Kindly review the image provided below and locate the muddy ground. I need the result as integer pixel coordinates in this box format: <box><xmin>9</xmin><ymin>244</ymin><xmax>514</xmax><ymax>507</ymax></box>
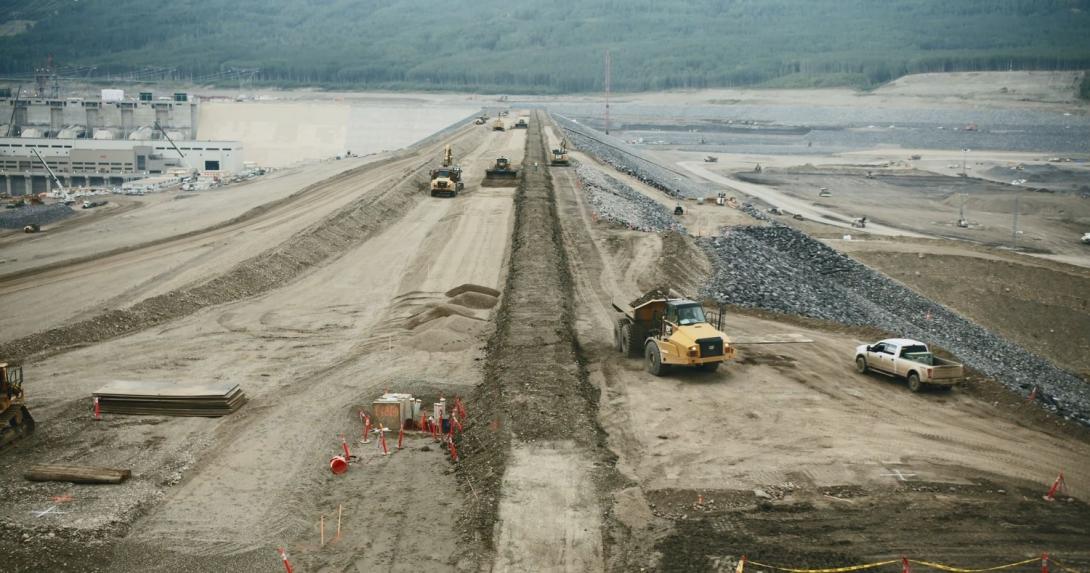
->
<box><xmin>2</xmin><ymin>77</ymin><xmax>1090</xmax><ymax>572</ymax></box>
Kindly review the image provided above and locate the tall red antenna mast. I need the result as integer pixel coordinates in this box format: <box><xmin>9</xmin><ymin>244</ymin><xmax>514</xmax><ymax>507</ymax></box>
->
<box><xmin>604</xmin><ymin>49</ymin><xmax>611</xmax><ymax>135</ymax></box>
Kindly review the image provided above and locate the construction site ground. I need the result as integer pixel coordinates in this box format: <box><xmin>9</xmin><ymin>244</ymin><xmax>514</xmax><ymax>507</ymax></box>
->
<box><xmin>1</xmin><ymin>88</ymin><xmax>1089</xmax><ymax>572</ymax></box>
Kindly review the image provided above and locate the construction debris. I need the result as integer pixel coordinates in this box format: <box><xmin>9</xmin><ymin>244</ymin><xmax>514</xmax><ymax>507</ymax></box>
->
<box><xmin>25</xmin><ymin>464</ymin><xmax>132</xmax><ymax>484</ymax></box>
<box><xmin>92</xmin><ymin>381</ymin><xmax>246</xmax><ymax>417</ymax></box>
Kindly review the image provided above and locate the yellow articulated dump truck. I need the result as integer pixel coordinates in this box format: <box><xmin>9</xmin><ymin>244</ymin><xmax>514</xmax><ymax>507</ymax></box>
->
<box><xmin>613</xmin><ymin>290</ymin><xmax>734</xmax><ymax>375</ymax></box>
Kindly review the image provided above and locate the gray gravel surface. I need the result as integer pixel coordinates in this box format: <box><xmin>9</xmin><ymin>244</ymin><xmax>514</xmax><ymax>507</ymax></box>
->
<box><xmin>556</xmin><ymin>116</ymin><xmax>710</xmax><ymax>199</ymax></box>
<box><xmin>0</xmin><ymin>204</ymin><xmax>76</xmax><ymax>229</ymax></box>
<box><xmin>576</xmin><ymin>165</ymin><xmax>685</xmax><ymax>233</ymax></box>
<box><xmin>700</xmin><ymin>225</ymin><xmax>1090</xmax><ymax>426</ymax></box>
<box><xmin>561</xmin><ymin>115</ymin><xmax>1090</xmax><ymax>427</ymax></box>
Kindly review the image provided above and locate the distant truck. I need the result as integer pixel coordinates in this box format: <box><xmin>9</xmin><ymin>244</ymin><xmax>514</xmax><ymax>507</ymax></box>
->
<box><xmin>82</xmin><ymin>200</ymin><xmax>107</xmax><ymax>209</ymax></box>
<box><xmin>513</xmin><ymin>117</ymin><xmax>529</xmax><ymax>129</ymax></box>
<box><xmin>854</xmin><ymin>338</ymin><xmax>963</xmax><ymax>392</ymax></box>
<box><xmin>1082</xmin><ymin>232</ymin><xmax>1090</xmax><ymax>245</ymax></box>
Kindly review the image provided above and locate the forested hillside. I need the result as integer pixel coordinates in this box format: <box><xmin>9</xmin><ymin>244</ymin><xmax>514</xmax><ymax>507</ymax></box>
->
<box><xmin>2</xmin><ymin>0</ymin><xmax>1089</xmax><ymax>92</ymax></box>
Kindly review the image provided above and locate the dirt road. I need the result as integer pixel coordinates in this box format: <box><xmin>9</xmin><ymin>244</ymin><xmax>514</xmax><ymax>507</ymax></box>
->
<box><xmin>0</xmin><ymin>122</ymin><xmax>524</xmax><ymax>571</ymax></box>
<box><xmin>2</xmin><ymin>105</ymin><xmax>1089</xmax><ymax>573</ymax></box>
<box><xmin>549</xmin><ymin>134</ymin><xmax>1090</xmax><ymax>569</ymax></box>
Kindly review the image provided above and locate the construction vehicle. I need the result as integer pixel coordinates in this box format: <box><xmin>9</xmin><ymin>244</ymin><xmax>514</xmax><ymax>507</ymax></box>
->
<box><xmin>1082</xmin><ymin>232</ymin><xmax>1090</xmax><ymax>245</ymax></box>
<box><xmin>613</xmin><ymin>290</ymin><xmax>735</xmax><ymax>375</ymax></box>
<box><xmin>851</xmin><ymin>217</ymin><xmax>867</xmax><ymax>229</ymax></box>
<box><xmin>550</xmin><ymin>141</ymin><xmax>570</xmax><ymax>166</ymax></box>
<box><xmin>492</xmin><ymin>118</ymin><xmax>506</xmax><ymax>131</ymax></box>
<box><xmin>818</xmin><ymin>188</ymin><xmax>832</xmax><ymax>198</ymax></box>
<box><xmin>484</xmin><ymin>156</ymin><xmax>518</xmax><ymax>182</ymax></box>
<box><xmin>514</xmin><ymin>117</ymin><xmax>529</xmax><ymax>129</ymax></box>
<box><xmin>430</xmin><ymin>145</ymin><xmax>464</xmax><ymax>198</ymax></box>
<box><xmin>704</xmin><ymin>156</ymin><xmax>718</xmax><ymax>163</ymax></box>
<box><xmin>23</xmin><ymin>224</ymin><xmax>40</xmax><ymax>233</ymax></box>
<box><xmin>1</xmin><ymin>362</ymin><xmax>35</xmax><ymax>450</ymax></box>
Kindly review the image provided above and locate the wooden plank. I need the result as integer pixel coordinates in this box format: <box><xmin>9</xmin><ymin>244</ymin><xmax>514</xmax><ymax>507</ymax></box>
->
<box><xmin>25</xmin><ymin>464</ymin><xmax>132</xmax><ymax>484</ymax></box>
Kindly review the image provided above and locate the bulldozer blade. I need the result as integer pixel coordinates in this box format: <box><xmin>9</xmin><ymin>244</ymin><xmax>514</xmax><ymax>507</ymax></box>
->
<box><xmin>0</xmin><ymin>405</ymin><xmax>36</xmax><ymax>450</ymax></box>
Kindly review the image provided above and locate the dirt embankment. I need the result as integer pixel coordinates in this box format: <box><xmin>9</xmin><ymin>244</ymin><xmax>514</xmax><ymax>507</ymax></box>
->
<box><xmin>0</xmin><ymin>129</ymin><xmax>484</xmax><ymax>362</ymax></box>
<box><xmin>458</xmin><ymin>112</ymin><xmax>611</xmax><ymax>570</ymax></box>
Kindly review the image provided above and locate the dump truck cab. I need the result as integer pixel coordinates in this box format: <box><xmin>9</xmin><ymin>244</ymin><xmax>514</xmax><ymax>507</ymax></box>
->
<box><xmin>614</xmin><ymin>293</ymin><xmax>735</xmax><ymax>376</ymax></box>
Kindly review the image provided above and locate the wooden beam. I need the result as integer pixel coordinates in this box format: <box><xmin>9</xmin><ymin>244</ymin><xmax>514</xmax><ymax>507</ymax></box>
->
<box><xmin>25</xmin><ymin>464</ymin><xmax>132</xmax><ymax>484</ymax></box>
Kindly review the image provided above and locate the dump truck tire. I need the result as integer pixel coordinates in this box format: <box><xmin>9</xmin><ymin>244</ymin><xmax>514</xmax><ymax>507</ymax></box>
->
<box><xmin>645</xmin><ymin>342</ymin><xmax>666</xmax><ymax>376</ymax></box>
<box><xmin>621</xmin><ymin>322</ymin><xmax>643</xmax><ymax>358</ymax></box>
<box><xmin>907</xmin><ymin>372</ymin><xmax>922</xmax><ymax>393</ymax></box>
<box><xmin>615</xmin><ymin>318</ymin><xmax>631</xmax><ymax>353</ymax></box>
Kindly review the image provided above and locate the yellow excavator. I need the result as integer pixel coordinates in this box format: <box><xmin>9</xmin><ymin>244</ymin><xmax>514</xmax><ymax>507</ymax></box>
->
<box><xmin>430</xmin><ymin>145</ymin><xmax>464</xmax><ymax>198</ymax></box>
<box><xmin>550</xmin><ymin>140</ymin><xmax>570</xmax><ymax>166</ymax></box>
<box><xmin>1</xmin><ymin>362</ymin><xmax>35</xmax><ymax>450</ymax></box>
<box><xmin>613</xmin><ymin>290</ymin><xmax>735</xmax><ymax>375</ymax></box>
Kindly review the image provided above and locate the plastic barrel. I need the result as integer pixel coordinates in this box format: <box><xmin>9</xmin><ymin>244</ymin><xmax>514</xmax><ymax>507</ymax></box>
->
<box><xmin>329</xmin><ymin>455</ymin><xmax>348</xmax><ymax>475</ymax></box>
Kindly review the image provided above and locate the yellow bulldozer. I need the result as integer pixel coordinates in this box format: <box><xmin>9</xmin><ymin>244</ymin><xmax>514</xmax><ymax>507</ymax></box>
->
<box><xmin>613</xmin><ymin>290</ymin><xmax>735</xmax><ymax>375</ymax></box>
<box><xmin>484</xmin><ymin>156</ymin><xmax>519</xmax><ymax>185</ymax></box>
<box><xmin>491</xmin><ymin>118</ymin><xmax>506</xmax><ymax>131</ymax></box>
<box><xmin>1</xmin><ymin>362</ymin><xmax>35</xmax><ymax>450</ymax></box>
<box><xmin>430</xmin><ymin>145</ymin><xmax>464</xmax><ymax>198</ymax></box>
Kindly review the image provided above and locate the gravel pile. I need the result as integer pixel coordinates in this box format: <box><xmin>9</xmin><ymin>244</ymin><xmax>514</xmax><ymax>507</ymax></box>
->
<box><xmin>556</xmin><ymin>116</ymin><xmax>709</xmax><ymax>199</ymax></box>
<box><xmin>700</xmin><ymin>225</ymin><xmax>1090</xmax><ymax>426</ymax></box>
<box><xmin>0</xmin><ymin>204</ymin><xmax>76</xmax><ymax>229</ymax></box>
<box><xmin>576</xmin><ymin>165</ymin><xmax>685</xmax><ymax>233</ymax></box>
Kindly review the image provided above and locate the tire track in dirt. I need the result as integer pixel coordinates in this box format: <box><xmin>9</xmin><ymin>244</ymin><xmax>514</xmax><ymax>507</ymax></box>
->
<box><xmin>458</xmin><ymin>112</ymin><xmax>609</xmax><ymax>571</ymax></box>
<box><xmin>0</xmin><ymin>127</ymin><xmax>486</xmax><ymax>362</ymax></box>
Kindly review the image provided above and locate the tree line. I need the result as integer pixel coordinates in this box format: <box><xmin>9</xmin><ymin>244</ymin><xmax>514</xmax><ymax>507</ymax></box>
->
<box><xmin>1</xmin><ymin>0</ymin><xmax>1089</xmax><ymax>93</ymax></box>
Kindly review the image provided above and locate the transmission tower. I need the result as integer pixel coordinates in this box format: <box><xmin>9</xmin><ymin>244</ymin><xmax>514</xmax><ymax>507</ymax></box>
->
<box><xmin>604</xmin><ymin>49</ymin><xmax>611</xmax><ymax>135</ymax></box>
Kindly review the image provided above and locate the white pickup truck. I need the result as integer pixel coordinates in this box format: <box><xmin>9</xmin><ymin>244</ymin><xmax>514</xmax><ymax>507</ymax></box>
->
<box><xmin>854</xmin><ymin>338</ymin><xmax>963</xmax><ymax>392</ymax></box>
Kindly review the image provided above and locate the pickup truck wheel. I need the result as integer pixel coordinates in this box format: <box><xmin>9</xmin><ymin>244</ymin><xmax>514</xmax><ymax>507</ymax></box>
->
<box><xmin>645</xmin><ymin>342</ymin><xmax>666</xmax><ymax>376</ymax></box>
<box><xmin>855</xmin><ymin>356</ymin><xmax>868</xmax><ymax>373</ymax></box>
<box><xmin>907</xmin><ymin>372</ymin><xmax>923</xmax><ymax>393</ymax></box>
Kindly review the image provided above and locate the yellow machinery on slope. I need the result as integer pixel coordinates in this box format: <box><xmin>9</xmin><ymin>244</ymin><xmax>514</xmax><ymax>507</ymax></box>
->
<box><xmin>1</xmin><ymin>362</ymin><xmax>35</xmax><ymax>450</ymax></box>
<box><xmin>484</xmin><ymin>156</ymin><xmax>518</xmax><ymax>181</ymax></box>
<box><xmin>491</xmin><ymin>118</ymin><xmax>506</xmax><ymax>131</ymax></box>
<box><xmin>613</xmin><ymin>290</ymin><xmax>735</xmax><ymax>375</ymax></box>
<box><xmin>550</xmin><ymin>140</ymin><xmax>570</xmax><ymax>166</ymax></box>
<box><xmin>430</xmin><ymin>145</ymin><xmax>464</xmax><ymax>198</ymax></box>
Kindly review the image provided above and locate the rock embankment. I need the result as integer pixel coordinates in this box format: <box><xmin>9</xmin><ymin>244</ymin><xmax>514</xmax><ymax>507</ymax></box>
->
<box><xmin>701</xmin><ymin>225</ymin><xmax>1090</xmax><ymax>426</ymax></box>
<box><xmin>576</xmin><ymin>165</ymin><xmax>684</xmax><ymax>233</ymax></box>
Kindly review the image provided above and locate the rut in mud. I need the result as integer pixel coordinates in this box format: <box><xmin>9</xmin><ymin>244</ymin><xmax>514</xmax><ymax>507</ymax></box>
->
<box><xmin>459</xmin><ymin>112</ymin><xmax>610</xmax><ymax>570</ymax></box>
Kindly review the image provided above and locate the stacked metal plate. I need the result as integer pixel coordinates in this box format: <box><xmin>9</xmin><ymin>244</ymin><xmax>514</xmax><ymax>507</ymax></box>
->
<box><xmin>93</xmin><ymin>381</ymin><xmax>246</xmax><ymax>417</ymax></box>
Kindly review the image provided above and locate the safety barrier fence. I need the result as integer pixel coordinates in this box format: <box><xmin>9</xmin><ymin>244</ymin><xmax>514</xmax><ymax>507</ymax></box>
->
<box><xmin>737</xmin><ymin>554</ymin><xmax>1082</xmax><ymax>573</ymax></box>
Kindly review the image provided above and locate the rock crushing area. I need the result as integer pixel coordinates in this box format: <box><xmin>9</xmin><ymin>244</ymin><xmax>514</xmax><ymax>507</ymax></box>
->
<box><xmin>561</xmin><ymin>116</ymin><xmax>1090</xmax><ymax>427</ymax></box>
<box><xmin>700</xmin><ymin>225</ymin><xmax>1090</xmax><ymax>426</ymax></box>
<box><xmin>576</xmin><ymin>164</ymin><xmax>685</xmax><ymax>233</ymax></box>
<box><xmin>0</xmin><ymin>204</ymin><xmax>76</xmax><ymax>229</ymax></box>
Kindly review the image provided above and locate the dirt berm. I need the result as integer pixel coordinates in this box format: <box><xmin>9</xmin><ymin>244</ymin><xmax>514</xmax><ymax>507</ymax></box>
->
<box><xmin>458</xmin><ymin>112</ymin><xmax>616</xmax><ymax>570</ymax></box>
<box><xmin>0</xmin><ymin>128</ymin><xmax>485</xmax><ymax>362</ymax></box>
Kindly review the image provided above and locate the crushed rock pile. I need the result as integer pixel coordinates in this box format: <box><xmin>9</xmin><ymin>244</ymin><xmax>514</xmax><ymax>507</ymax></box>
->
<box><xmin>0</xmin><ymin>204</ymin><xmax>76</xmax><ymax>229</ymax></box>
<box><xmin>700</xmin><ymin>224</ymin><xmax>1090</xmax><ymax>426</ymax></box>
<box><xmin>576</xmin><ymin>165</ymin><xmax>684</xmax><ymax>233</ymax></box>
